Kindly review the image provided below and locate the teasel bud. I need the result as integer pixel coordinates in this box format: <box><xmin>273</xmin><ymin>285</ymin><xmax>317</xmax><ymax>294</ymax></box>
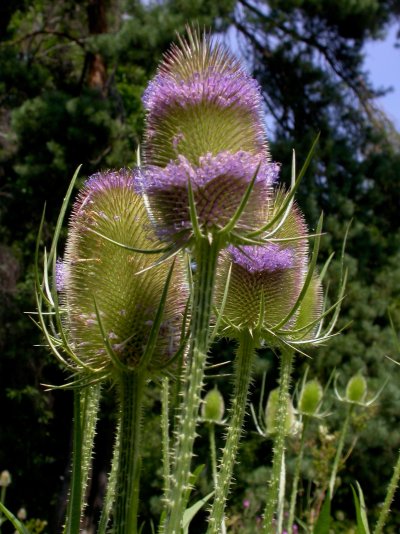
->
<box><xmin>265</xmin><ymin>388</ymin><xmax>295</xmax><ymax>436</ymax></box>
<box><xmin>215</xmin><ymin>191</ymin><xmax>323</xmax><ymax>346</ymax></box>
<box><xmin>299</xmin><ymin>379</ymin><xmax>323</xmax><ymax>416</ymax></box>
<box><xmin>345</xmin><ymin>374</ymin><xmax>367</xmax><ymax>404</ymax></box>
<box><xmin>139</xmin><ymin>28</ymin><xmax>279</xmax><ymax>244</ymax></box>
<box><xmin>0</xmin><ymin>470</ymin><xmax>11</xmax><ymax>487</ymax></box>
<box><xmin>59</xmin><ymin>169</ymin><xmax>187</xmax><ymax>377</ymax></box>
<box><xmin>202</xmin><ymin>386</ymin><xmax>225</xmax><ymax>423</ymax></box>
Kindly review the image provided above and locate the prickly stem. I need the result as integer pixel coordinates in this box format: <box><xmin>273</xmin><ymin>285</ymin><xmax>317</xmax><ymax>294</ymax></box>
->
<box><xmin>162</xmin><ymin>236</ymin><xmax>221</xmax><ymax>534</ymax></box>
<box><xmin>263</xmin><ymin>349</ymin><xmax>294</xmax><ymax>533</ymax></box>
<box><xmin>208</xmin><ymin>330</ymin><xmax>256</xmax><ymax>533</ymax></box>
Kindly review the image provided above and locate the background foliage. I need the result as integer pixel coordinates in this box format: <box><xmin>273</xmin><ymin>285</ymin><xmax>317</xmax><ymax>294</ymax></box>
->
<box><xmin>0</xmin><ymin>0</ymin><xmax>399</xmax><ymax>531</ymax></box>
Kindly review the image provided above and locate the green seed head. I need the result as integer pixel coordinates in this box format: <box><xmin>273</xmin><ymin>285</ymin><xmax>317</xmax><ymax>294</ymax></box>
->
<box><xmin>346</xmin><ymin>374</ymin><xmax>367</xmax><ymax>404</ymax></box>
<box><xmin>201</xmin><ymin>386</ymin><xmax>225</xmax><ymax>423</ymax></box>
<box><xmin>299</xmin><ymin>379</ymin><xmax>323</xmax><ymax>415</ymax></box>
<box><xmin>60</xmin><ymin>170</ymin><xmax>187</xmax><ymax>375</ymax></box>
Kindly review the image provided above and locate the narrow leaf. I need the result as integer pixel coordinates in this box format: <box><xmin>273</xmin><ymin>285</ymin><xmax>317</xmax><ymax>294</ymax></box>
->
<box><xmin>87</xmin><ymin>227</ymin><xmax>171</xmax><ymax>254</ymax></box>
<box><xmin>48</xmin><ymin>165</ymin><xmax>82</xmax><ymax>267</ymax></box>
<box><xmin>0</xmin><ymin>502</ymin><xmax>30</xmax><ymax>534</ymax></box>
<box><xmin>182</xmin><ymin>491</ymin><xmax>214</xmax><ymax>534</ymax></box>
<box><xmin>139</xmin><ymin>260</ymin><xmax>176</xmax><ymax>371</ymax></box>
<box><xmin>248</xmin><ymin>134</ymin><xmax>320</xmax><ymax>238</ymax></box>
<box><xmin>313</xmin><ymin>493</ymin><xmax>331</xmax><ymax>534</ymax></box>
<box><xmin>218</xmin><ymin>162</ymin><xmax>261</xmax><ymax>235</ymax></box>
<box><xmin>187</xmin><ymin>175</ymin><xmax>203</xmax><ymax>240</ymax></box>
<box><xmin>273</xmin><ymin>212</ymin><xmax>324</xmax><ymax>330</ymax></box>
<box><xmin>351</xmin><ymin>482</ymin><xmax>370</xmax><ymax>534</ymax></box>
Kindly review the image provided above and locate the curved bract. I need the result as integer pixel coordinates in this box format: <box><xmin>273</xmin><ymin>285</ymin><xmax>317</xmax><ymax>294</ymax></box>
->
<box><xmin>60</xmin><ymin>169</ymin><xmax>187</xmax><ymax>376</ymax></box>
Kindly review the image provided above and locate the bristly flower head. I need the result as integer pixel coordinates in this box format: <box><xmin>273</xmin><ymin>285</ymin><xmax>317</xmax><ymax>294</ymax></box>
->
<box><xmin>59</xmin><ymin>169</ymin><xmax>187</xmax><ymax>377</ymax></box>
<box><xmin>140</xmin><ymin>28</ymin><xmax>276</xmax><ymax>245</ymax></box>
<box><xmin>138</xmin><ymin>151</ymin><xmax>279</xmax><ymax>242</ymax></box>
<box><xmin>215</xmin><ymin>192</ymin><xmax>323</xmax><ymax>346</ymax></box>
<box><xmin>143</xmin><ymin>28</ymin><xmax>268</xmax><ymax>167</ymax></box>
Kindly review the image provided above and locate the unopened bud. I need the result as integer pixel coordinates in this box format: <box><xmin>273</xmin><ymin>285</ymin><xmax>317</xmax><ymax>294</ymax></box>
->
<box><xmin>202</xmin><ymin>387</ymin><xmax>225</xmax><ymax>423</ymax></box>
<box><xmin>0</xmin><ymin>470</ymin><xmax>11</xmax><ymax>487</ymax></box>
<box><xmin>299</xmin><ymin>379</ymin><xmax>323</xmax><ymax>415</ymax></box>
<box><xmin>265</xmin><ymin>388</ymin><xmax>294</xmax><ymax>435</ymax></box>
<box><xmin>17</xmin><ymin>507</ymin><xmax>27</xmax><ymax>521</ymax></box>
<box><xmin>346</xmin><ymin>374</ymin><xmax>367</xmax><ymax>404</ymax></box>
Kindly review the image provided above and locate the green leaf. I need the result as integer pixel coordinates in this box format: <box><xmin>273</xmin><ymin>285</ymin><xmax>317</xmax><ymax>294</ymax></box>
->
<box><xmin>184</xmin><ymin>464</ymin><xmax>205</xmax><ymax>505</ymax></box>
<box><xmin>313</xmin><ymin>493</ymin><xmax>331</xmax><ymax>534</ymax></box>
<box><xmin>351</xmin><ymin>481</ymin><xmax>370</xmax><ymax>534</ymax></box>
<box><xmin>182</xmin><ymin>491</ymin><xmax>214</xmax><ymax>534</ymax></box>
<box><xmin>247</xmin><ymin>134</ymin><xmax>320</xmax><ymax>238</ymax></box>
<box><xmin>86</xmin><ymin>227</ymin><xmax>171</xmax><ymax>254</ymax></box>
<box><xmin>0</xmin><ymin>502</ymin><xmax>30</xmax><ymax>534</ymax></box>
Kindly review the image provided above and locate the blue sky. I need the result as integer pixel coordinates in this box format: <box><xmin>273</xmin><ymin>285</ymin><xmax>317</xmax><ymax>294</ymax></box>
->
<box><xmin>365</xmin><ymin>25</ymin><xmax>400</xmax><ymax>130</ymax></box>
<box><xmin>224</xmin><ymin>22</ymin><xmax>399</xmax><ymax>133</ymax></box>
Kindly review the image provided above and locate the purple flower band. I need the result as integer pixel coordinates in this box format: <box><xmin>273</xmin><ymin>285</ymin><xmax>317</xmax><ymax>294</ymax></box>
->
<box><xmin>140</xmin><ymin>151</ymin><xmax>280</xmax><ymax>192</ymax></box>
<box><xmin>228</xmin><ymin>244</ymin><xmax>294</xmax><ymax>273</ymax></box>
<box><xmin>55</xmin><ymin>259</ymin><xmax>66</xmax><ymax>292</ymax></box>
<box><xmin>84</xmin><ymin>169</ymin><xmax>136</xmax><ymax>194</ymax></box>
<box><xmin>143</xmin><ymin>68</ymin><xmax>263</xmax><ymax>120</ymax></box>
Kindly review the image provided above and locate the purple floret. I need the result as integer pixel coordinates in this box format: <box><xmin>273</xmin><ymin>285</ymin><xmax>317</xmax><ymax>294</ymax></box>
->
<box><xmin>141</xmin><ymin>151</ymin><xmax>280</xmax><ymax>192</ymax></box>
<box><xmin>142</xmin><ymin>67</ymin><xmax>263</xmax><ymax>120</ymax></box>
<box><xmin>84</xmin><ymin>169</ymin><xmax>136</xmax><ymax>194</ymax></box>
<box><xmin>228</xmin><ymin>244</ymin><xmax>294</xmax><ymax>273</ymax></box>
<box><xmin>55</xmin><ymin>258</ymin><xmax>66</xmax><ymax>292</ymax></box>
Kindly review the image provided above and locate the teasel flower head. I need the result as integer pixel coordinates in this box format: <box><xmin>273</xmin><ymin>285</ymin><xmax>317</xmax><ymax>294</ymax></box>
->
<box><xmin>49</xmin><ymin>170</ymin><xmax>187</xmax><ymax>381</ymax></box>
<box><xmin>139</xmin><ymin>28</ymin><xmax>278</xmax><ymax>246</ymax></box>
<box><xmin>137</xmin><ymin>152</ymin><xmax>279</xmax><ymax>243</ymax></box>
<box><xmin>215</xmin><ymin>190</ymin><xmax>322</xmax><ymax>349</ymax></box>
<box><xmin>143</xmin><ymin>29</ymin><xmax>268</xmax><ymax>167</ymax></box>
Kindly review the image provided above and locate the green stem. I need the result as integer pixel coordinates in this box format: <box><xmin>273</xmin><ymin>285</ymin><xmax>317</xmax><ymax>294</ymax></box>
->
<box><xmin>163</xmin><ymin>237</ymin><xmax>221</xmax><ymax>534</ymax></box>
<box><xmin>64</xmin><ymin>384</ymin><xmax>101</xmax><ymax>534</ymax></box>
<box><xmin>329</xmin><ymin>403</ymin><xmax>353</xmax><ymax>499</ymax></box>
<box><xmin>64</xmin><ymin>389</ymin><xmax>83</xmax><ymax>534</ymax></box>
<box><xmin>208</xmin><ymin>330</ymin><xmax>256</xmax><ymax>534</ymax></box>
<box><xmin>263</xmin><ymin>349</ymin><xmax>294</xmax><ymax>533</ymax></box>
<box><xmin>208</xmin><ymin>423</ymin><xmax>218</xmax><ymax>488</ymax></box>
<box><xmin>161</xmin><ymin>377</ymin><xmax>171</xmax><ymax>497</ymax></box>
<box><xmin>373</xmin><ymin>449</ymin><xmax>400</xmax><ymax>534</ymax></box>
<box><xmin>98</xmin><ymin>420</ymin><xmax>120</xmax><ymax>534</ymax></box>
<box><xmin>0</xmin><ymin>484</ymin><xmax>7</xmax><ymax>530</ymax></box>
<box><xmin>113</xmin><ymin>370</ymin><xmax>146</xmax><ymax>534</ymax></box>
<box><xmin>287</xmin><ymin>417</ymin><xmax>308</xmax><ymax>533</ymax></box>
